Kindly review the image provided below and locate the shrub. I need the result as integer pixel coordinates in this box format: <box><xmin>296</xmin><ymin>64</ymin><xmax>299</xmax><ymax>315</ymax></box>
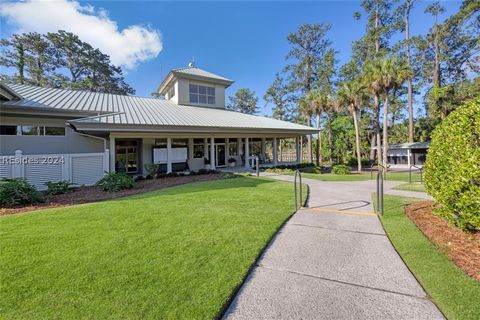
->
<box><xmin>144</xmin><ymin>163</ymin><xmax>160</xmax><ymax>177</ymax></box>
<box><xmin>0</xmin><ymin>178</ymin><xmax>43</xmax><ymax>207</ymax></box>
<box><xmin>424</xmin><ymin>98</ymin><xmax>480</xmax><ymax>230</ymax></box>
<box><xmin>45</xmin><ymin>181</ymin><xmax>74</xmax><ymax>195</ymax></box>
<box><xmin>96</xmin><ymin>172</ymin><xmax>135</xmax><ymax>192</ymax></box>
<box><xmin>332</xmin><ymin>164</ymin><xmax>351</xmax><ymax>175</ymax></box>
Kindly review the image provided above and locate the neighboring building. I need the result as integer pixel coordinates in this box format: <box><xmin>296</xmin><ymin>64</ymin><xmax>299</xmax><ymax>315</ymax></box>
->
<box><xmin>386</xmin><ymin>142</ymin><xmax>430</xmax><ymax>167</ymax></box>
<box><xmin>0</xmin><ymin>65</ymin><xmax>316</xmax><ymax>189</ymax></box>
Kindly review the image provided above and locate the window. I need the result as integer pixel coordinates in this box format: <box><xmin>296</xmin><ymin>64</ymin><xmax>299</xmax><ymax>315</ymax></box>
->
<box><xmin>115</xmin><ymin>140</ymin><xmax>139</xmax><ymax>173</ymax></box>
<box><xmin>168</xmin><ymin>85</ymin><xmax>175</xmax><ymax>99</ymax></box>
<box><xmin>21</xmin><ymin>125</ymin><xmax>40</xmax><ymax>135</ymax></box>
<box><xmin>44</xmin><ymin>127</ymin><xmax>65</xmax><ymax>135</ymax></box>
<box><xmin>0</xmin><ymin>125</ymin><xmax>17</xmax><ymax>135</ymax></box>
<box><xmin>229</xmin><ymin>141</ymin><xmax>237</xmax><ymax>156</ymax></box>
<box><xmin>193</xmin><ymin>138</ymin><xmax>205</xmax><ymax>158</ymax></box>
<box><xmin>189</xmin><ymin>84</ymin><xmax>215</xmax><ymax>105</ymax></box>
<box><xmin>0</xmin><ymin>125</ymin><xmax>66</xmax><ymax>136</ymax></box>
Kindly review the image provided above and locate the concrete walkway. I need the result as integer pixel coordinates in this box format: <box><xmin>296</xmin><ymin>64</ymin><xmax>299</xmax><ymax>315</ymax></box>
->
<box><xmin>223</xmin><ymin>174</ymin><xmax>443</xmax><ymax>319</ymax></box>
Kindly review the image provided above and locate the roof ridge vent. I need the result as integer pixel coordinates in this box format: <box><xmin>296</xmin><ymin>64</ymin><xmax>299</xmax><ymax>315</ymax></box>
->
<box><xmin>188</xmin><ymin>57</ymin><xmax>196</xmax><ymax>68</ymax></box>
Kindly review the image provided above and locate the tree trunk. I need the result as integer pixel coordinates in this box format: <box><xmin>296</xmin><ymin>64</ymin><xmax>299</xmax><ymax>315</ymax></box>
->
<box><xmin>382</xmin><ymin>96</ymin><xmax>389</xmax><ymax>174</ymax></box>
<box><xmin>352</xmin><ymin>107</ymin><xmax>362</xmax><ymax>172</ymax></box>
<box><xmin>315</xmin><ymin>113</ymin><xmax>321</xmax><ymax>166</ymax></box>
<box><xmin>373</xmin><ymin>95</ymin><xmax>382</xmax><ymax>165</ymax></box>
<box><xmin>327</xmin><ymin>113</ymin><xmax>333</xmax><ymax>163</ymax></box>
<box><xmin>370</xmin><ymin>133</ymin><xmax>376</xmax><ymax>160</ymax></box>
<box><xmin>16</xmin><ymin>43</ymin><xmax>25</xmax><ymax>84</ymax></box>
<box><xmin>405</xmin><ymin>0</ymin><xmax>414</xmax><ymax>142</ymax></box>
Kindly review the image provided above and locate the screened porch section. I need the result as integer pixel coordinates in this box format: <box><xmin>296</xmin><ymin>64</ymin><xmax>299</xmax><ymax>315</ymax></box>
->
<box><xmin>112</xmin><ymin>136</ymin><xmax>303</xmax><ymax>175</ymax></box>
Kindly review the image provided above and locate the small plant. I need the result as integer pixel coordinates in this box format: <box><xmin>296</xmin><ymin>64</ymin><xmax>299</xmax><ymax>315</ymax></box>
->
<box><xmin>332</xmin><ymin>164</ymin><xmax>351</xmax><ymax>175</ymax></box>
<box><xmin>228</xmin><ymin>158</ymin><xmax>237</xmax><ymax>163</ymax></box>
<box><xmin>45</xmin><ymin>181</ymin><xmax>74</xmax><ymax>195</ymax></box>
<box><xmin>144</xmin><ymin>163</ymin><xmax>160</xmax><ymax>178</ymax></box>
<box><xmin>0</xmin><ymin>178</ymin><xmax>43</xmax><ymax>207</ymax></box>
<box><xmin>204</xmin><ymin>157</ymin><xmax>210</xmax><ymax>165</ymax></box>
<box><xmin>96</xmin><ymin>172</ymin><xmax>135</xmax><ymax>192</ymax></box>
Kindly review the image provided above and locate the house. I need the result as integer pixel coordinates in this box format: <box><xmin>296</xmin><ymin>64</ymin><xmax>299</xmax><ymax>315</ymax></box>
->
<box><xmin>386</xmin><ymin>142</ymin><xmax>430</xmax><ymax>167</ymax></box>
<box><xmin>0</xmin><ymin>65</ymin><xmax>316</xmax><ymax>189</ymax></box>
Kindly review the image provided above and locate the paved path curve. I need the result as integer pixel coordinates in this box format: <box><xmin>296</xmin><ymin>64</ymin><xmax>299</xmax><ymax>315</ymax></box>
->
<box><xmin>223</xmin><ymin>174</ymin><xmax>443</xmax><ymax>320</ymax></box>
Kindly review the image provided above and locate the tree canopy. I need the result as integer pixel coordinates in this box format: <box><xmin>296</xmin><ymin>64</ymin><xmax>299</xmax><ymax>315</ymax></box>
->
<box><xmin>1</xmin><ymin>30</ymin><xmax>135</xmax><ymax>95</ymax></box>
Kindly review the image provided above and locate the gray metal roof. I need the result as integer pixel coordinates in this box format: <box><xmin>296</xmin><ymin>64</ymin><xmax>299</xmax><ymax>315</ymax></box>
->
<box><xmin>389</xmin><ymin>142</ymin><xmax>430</xmax><ymax>149</ymax></box>
<box><xmin>1</xmin><ymin>83</ymin><xmax>316</xmax><ymax>133</ymax></box>
<box><xmin>172</xmin><ymin>66</ymin><xmax>233</xmax><ymax>83</ymax></box>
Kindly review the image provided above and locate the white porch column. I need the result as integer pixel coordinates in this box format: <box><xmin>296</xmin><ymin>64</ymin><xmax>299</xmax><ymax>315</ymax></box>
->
<box><xmin>225</xmin><ymin>138</ymin><xmax>230</xmax><ymax>160</ymax></box>
<box><xmin>203</xmin><ymin>138</ymin><xmax>208</xmax><ymax>158</ymax></box>
<box><xmin>273</xmin><ymin>138</ymin><xmax>278</xmax><ymax>166</ymax></box>
<box><xmin>109</xmin><ymin>136</ymin><xmax>115</xmax><ymax>172</ymax></box>
<box><xmin>210</xmin><ymin>136</ymin><xmax>216</xmax><ymax>170</ymax></box>
<box><xmin>295</xmin><ymin>137</ymin><xmax>301</xmax><ymax>164</ymax></box>
<box><xmin>237</xmin><ymin>138</ymin><xmax>242</xmax><ymax>156</ymax></box>
<box><xmin>188</xmin><ymin>138</ymin><xmax>194</xmax><ymax>161</ymax></box>
<box><xmin>407</xmin><ymin>149</ymin><xmax>411</xmax><ymax>167</ymax></box>
<box><xmin>244</xmin><ymin>137</ymin><xmax>250</xmax><ymax>168</ymax></box>
<box><xmin>166</xmin><ymin>137</ymin><xmax>172</xmax><ymax>173</ymax></box>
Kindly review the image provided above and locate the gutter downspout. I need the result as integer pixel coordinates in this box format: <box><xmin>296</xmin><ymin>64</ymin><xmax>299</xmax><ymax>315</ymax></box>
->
<box><xmin>67</xmin><ymin>122</ymin><xmax>110</xmax><ymax>172</ymax></box>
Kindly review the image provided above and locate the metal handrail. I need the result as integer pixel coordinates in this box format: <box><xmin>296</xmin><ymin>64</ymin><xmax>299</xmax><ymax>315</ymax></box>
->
<box><xmin>294</xmin><ymin>169</ymin><xmax>303</xmax><ymax>211</ymax></box>
<box><xmin>370</xmin><ymin>163</ymin><xmax>388</xmax><ymax>179</ymax></box>
<box><xmin>376</xmin><ymin>170</ymin><xmax>384</xmax><ymax>215</ymax></box>
<box><xmin>409</xmin><ymin>165</ymin><xmax>423</xmax><ymax>184</ymax></box>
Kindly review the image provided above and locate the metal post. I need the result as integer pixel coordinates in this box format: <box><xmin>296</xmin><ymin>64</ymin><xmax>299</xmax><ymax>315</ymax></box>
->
<box><xmin>376</xmin><ymin>171</ymin><xmax>384</xmax><ymax>215</ymax></box>
<box><xmin>294</xmin><ymin>170</ymin><xmax>298</xmax><ymax>210</ymax></box>
<box><xmin>409</xmin><ymin>165</ymin><xmax>412</xmax><ymax>184</ymax></box>
<box><xmin>293</xmin><ymin>169</ymin><xmax>303</xmax><ymax>211</ymax></box>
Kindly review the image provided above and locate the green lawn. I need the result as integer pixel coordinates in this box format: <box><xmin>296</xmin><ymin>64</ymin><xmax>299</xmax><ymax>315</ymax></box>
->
<box><xmin>0</xmin><ymin>177</ymin><xmax>305</xmax><ymax>319</ymax></box>
<box><xmin>392</xmin><ymin>182</ymin><xmax>428</xmax><ymax>193</ymax></box>
<box><xmin>379</xmin><ymin>195</ymin><xmax>480</xmax><ymax>320</ymax></box>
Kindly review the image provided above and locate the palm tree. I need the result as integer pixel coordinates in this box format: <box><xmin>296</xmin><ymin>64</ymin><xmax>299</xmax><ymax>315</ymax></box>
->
<box><xmin>378</xmin><ymin>57</ymin><xmax>412</xmax><ymax>171</ymax></box>
<box><xmin>362</xmin><ymin>59</ymin><xmax>384</xmax><ymax>166</ymax></box>
<box><xmin>298</xmin><ymin>95</ymin><xmax>314</xmax><ymax>163</ymax></box>
<box><xmin>338</xmin><ymin>79</ymin><xmax>367</xmax><ymax>172</ymax></box>
<box><xmin>303</xmin><ymin>90</ymin><xmax>329</xmax><ymax>165</ymax></box>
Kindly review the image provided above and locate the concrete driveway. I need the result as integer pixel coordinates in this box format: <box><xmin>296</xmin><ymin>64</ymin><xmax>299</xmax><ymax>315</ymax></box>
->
<box><xmin>223</xmin><ymin>174</ymin><xmax>443</xmax><ymax>320</ymax></box>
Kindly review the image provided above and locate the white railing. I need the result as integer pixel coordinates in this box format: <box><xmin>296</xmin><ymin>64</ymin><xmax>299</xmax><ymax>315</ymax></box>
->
<box><xmin>0</xmin><ymin>150</ymin><xmax>109</xmax><ymax>190</ymax></box>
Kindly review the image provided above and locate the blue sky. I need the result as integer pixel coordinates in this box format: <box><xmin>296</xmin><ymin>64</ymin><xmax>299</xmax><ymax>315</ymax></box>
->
<box><xmin>1</xmin><ymin>1</ymin><xmax>462</xmax><ymax>116</ymax></box>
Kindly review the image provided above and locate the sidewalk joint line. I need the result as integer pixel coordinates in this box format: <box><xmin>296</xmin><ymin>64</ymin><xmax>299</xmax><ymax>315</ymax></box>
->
<box><xmin>289</xmin><ymin>223</ymin><xmax>386</xmax><ymax>237</ymax></box>
<box><xmin>257</xmin><ymin>265</ymin><xmax>428</xmax><ymax>301</ymax></box>
<box><xmin>301</xmin><ymin>207</ymin><xmax>377</xmax><ymax>216</ymax></box>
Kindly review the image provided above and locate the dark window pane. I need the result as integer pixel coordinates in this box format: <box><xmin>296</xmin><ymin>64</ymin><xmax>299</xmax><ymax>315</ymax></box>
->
<box><xmin>207</xmin><ymin>87</ymin><xmax>215</xmax><ymax>95</ymax></box>
<box><xmin>190</xmin><ymin>93</ymin><xmax>198</xmax><ymax>103</ymax></box>
<box><xmin>21</xmin><ymin>125</ymin><xmax>39</xmax><ymax>135</ymax></box>
<box><xmin>193</xmin><ymin>145</ymin><xmax>204</xmax><ymax>158</ymax></box>
<box><xmin>199</xmin><ymin>94</ymin><xmax>207</xmax><ymax>104</ymax></box>
<box><xmin>189</xmin><ymin>84</ymin><xmax>198</xmax><ymax>93</ymax></box>
<box><xmin>45</xmin><ymin>126</ymin><xmax>65</xmax><ymax>135</ymax></box>
<box><xmin>0</xmin><ymin>125</ymin><xmax>17</xmax><ymax>135</ymax></box>
<box><xmin>198</xmin><ymin>85</ymin><xmax>207</xmax><ymax>94</ymax></box>
<box><xmin>193</xmin><ymin>138</ymin><xmax>204</xmax><ymax>144</ymax></box>
<box><xmin>207</xmin><ymin>96</ymin><xmax>215</xmax><ymax>105</ymax></box>
<box><xmin>155</xmin><ymin>138</ymin><xmax>167</xmax><ymax>147</ymax></box>
<box><xmin>172</xmin><ymin>139</ymin><xmax>187</xmax><ymax>147</ymax></box>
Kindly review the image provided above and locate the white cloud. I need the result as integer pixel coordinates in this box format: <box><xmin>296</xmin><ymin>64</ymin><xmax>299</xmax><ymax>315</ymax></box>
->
<box><xmin>1</xmin><ymin>0</ymin><xmax>162</xmax><ymax>69</ymax></box>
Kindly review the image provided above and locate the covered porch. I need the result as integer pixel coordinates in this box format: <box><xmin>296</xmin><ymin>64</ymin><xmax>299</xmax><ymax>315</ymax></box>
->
<box><xmin>109</xmin><ymin>133</ymin><xmax>305</xmax><ymax>175</ymax></box>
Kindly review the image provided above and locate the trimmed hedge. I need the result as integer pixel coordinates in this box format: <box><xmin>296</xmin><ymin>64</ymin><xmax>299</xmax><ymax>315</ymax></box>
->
<box><xmin>424</xmin><ymin>98</ymin><xmax>480</xmax><ymax>230</ymax></box>
<box><xmin>332</xmin><ymin>164</ymin><xmax>351</xmax><ymax>175</ymax></box>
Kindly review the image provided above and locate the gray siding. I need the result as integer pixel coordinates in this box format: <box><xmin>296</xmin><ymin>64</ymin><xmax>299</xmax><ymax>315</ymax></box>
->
<box><xmin>0</xmin><ymin>116</ymin><xmax>104</xmax><ymax>155</ymax></box>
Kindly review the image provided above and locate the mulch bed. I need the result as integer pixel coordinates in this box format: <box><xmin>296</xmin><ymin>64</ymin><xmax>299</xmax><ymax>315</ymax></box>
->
<box><xmin>405</xmin><ymin>201</ymin><xmax>480</xmax><ymax>281</ymax></box>
<box><xmin>1</xmin><ymin>173</ymin><xmax>222</xmax><ymax>216</ymax></box>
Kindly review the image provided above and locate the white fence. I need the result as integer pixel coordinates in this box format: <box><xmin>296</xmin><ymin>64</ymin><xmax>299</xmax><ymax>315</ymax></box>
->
<box><xmin>0</xmin><ymin>150</ymin><xmax>109</xmax><ymax>190</ymax></box>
